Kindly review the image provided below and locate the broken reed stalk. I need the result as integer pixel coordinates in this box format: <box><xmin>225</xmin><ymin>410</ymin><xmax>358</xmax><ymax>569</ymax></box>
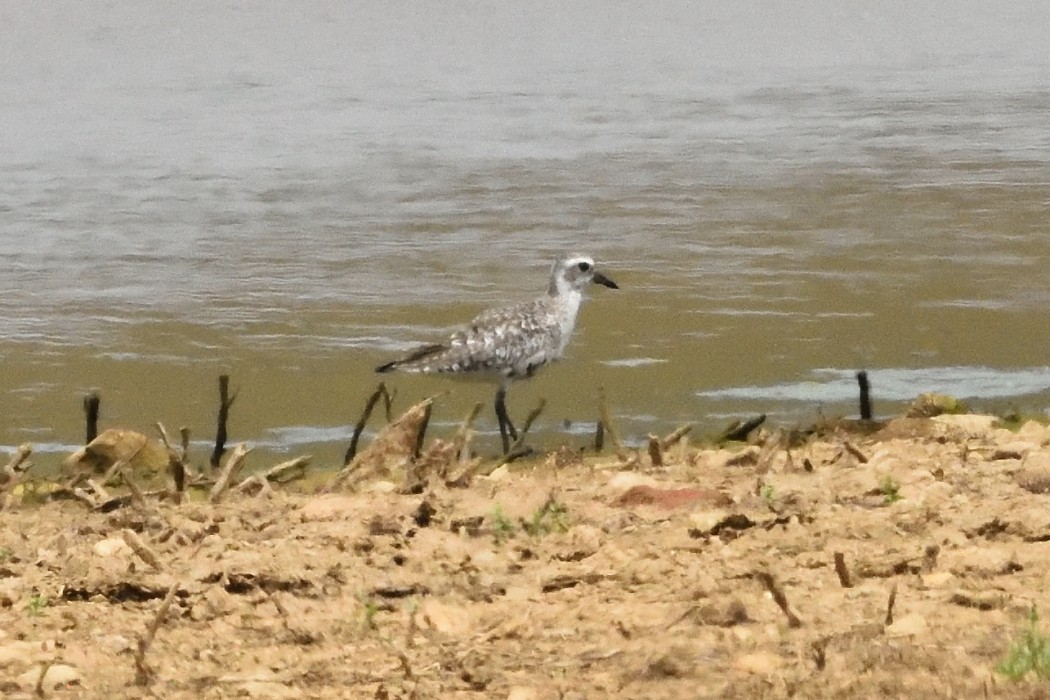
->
<box><xmin>843</xmin><ymin>440</ymin><xmax>869</xmax><ymax>464</ymax></box>
<box><xmin>83</xmin><ymin>392</ymin><xmax>101</xmax><ymax>444</ymax></box>
<box><xmin>755</xmin><ymin>571</ymin><xmax>803</xmax><ymax>628</ymax></box>
<box><xmin>507</xmin><ymin>399</ymin><xmax>546</xmax><ymax>454</ymax></box>
<box><xmin>117</xmin><ymin>466</ymin><xmax>151</xmax><ymax>511</ymax></box>
<box><xmin>720</xmin><ymin>414</ymin><xmax>766</xmax><ymax>443</ymax></box>
<box><xmin>210</xmin><ymin>374</ymin><xmax>236</xmax><ymax>469</ymax></box>
<box><xmin>833</xmin><ymin>552</ymin><xmax>854</xmax><ymax>588</ymax></box>
<box><xmin>647</xmin><ymin>435</ymin><xmax>663</xmax><ymax>467</ymax></box>
<box><xmin>178</xmin><ymin>427</ymin><xmax>190</xmax><ymax>463</ymax></box>
<box><xmin>156</xmin><ymin>422</ymin><xmax>187</xmax><ymax>497</ymax></box>
<box><xmin>134</xmin><ymin>582</ymin><xmax>179</xmax><ymax>686</ymax></box>
<box><xmin>209</xmin><ymin>443</ymin><xmax>252</xmax><ymax>504</ymax></box>
<box><xmin>1</xmin><ymin>443</ymin><xmax>33</xmax><ymax>490</ymax></box>
<box><xmin>660</xmin><ymin>424</ymin><xmax>693</xmax><ymax>451</ymax></box>
<box><xmin>345</xmin><ymin>383</ymin><xmax>392</xmax><ymax>466</ymax></box>
<box><xmin>885</xmin><ymin>582</ymin><xmax>898</xmax><ymax>626</ymax></box>
<box><xmin>122</xmin><ymin>529</ymin><xmax>164</xmax><ymax>572</ymax></box>
<box><xmin>857</xmin><ymin>370</ymin><xmax>872</xmax><ymax>420</ymax></box>
<box><xmin>413</xmin><ymin>401</ymin><xmax>433</xmax><ymax>459</ymax></box>
<box><xmin>263</xmin><ymin>456</ymin><xmax>311</xmax><ymax>483</ymax></box>
<box><xmin>598</xmin><ymin>386</ymin><xmax>628</xmax><ymax>459</ymax></box>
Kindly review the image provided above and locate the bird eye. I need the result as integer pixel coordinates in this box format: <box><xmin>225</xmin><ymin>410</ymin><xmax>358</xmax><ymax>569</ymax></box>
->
<box><xmin>577</xmin><ymin>261</ymin><xmax>591</xmax><ymax>272</ymax></box>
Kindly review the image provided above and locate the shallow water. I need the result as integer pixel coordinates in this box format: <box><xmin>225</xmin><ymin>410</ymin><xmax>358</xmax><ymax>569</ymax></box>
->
<box><xmin>4</xmin><ymin>1</ymin><xmax>1050</xmax><ymax>466</ymax></box>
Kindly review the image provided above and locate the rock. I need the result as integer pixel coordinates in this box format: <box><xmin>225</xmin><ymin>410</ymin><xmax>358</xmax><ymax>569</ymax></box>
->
<box><xmin>299</xmin><ymin>495</ymin><xmax>361</xmax><ymax>521</ymax></box>
<box><xmin>733</xmin><ymin>651</ymin><xmax>783</xmax><ymax>675</ymax></box>
<box><xmin>885</xmin><ymin>613</ymin><xmax>928</xmax><ymax>637</ymax></box>
<box><xmin>63</xmin><ymin>428</ymin><xmax>169</xmax><ymax>480</ymax></box>
<box><xmin>930</xmin><ymin>414</ymin><xmax>999</xmax><ymax>435</ymax></box>
<box><xmin>612</xmin><ymin>485</ymin><xmax>730</xmax><ymax>510</ymax></box>
<box><xmin>907</xmin><ymin>393</ymin><xmax>968</xmax><ymax>418</ymax></box>
<box><xmin>723</xmin><ymin>446</ymin><xmax>760</xmax><ymax>467</ymax></box>
<box><xmin>17</xmin><ymin>663</ymin><xmax>81</xmax><ymax>691</ymax></box>
<box><xmin>92</xmin><ymin>537</ymin><xmax>132</xmax><ymax>558</ymax></box>
<box><xmin>507</xmin><ymin>687</ymin><xmax>540</xmax><ymax>700</ymax></box>
<box><xmin>991</xmin><ymin>441</ymin><xmax>1038</xmax><ymax>461</ymax></box>
<box><xmin>1018</xmin><ymin>452</ymin><xmax>1050</xmax><ymax>494</ymax></box>
<box><xmin>417</xmin><ymin>599</ymin><xmax>474</xmax><ymax>636</ymax></box>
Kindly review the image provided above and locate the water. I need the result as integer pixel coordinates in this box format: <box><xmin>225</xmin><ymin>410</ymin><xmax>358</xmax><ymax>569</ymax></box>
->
<box><xmin>4</xmin><ymin>1</ymin><xmax>1050</xmax><ymax>467</ymax></box>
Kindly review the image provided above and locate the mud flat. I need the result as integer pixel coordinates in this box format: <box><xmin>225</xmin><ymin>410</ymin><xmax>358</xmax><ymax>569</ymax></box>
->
<box><xmin>3</xmin><ymin>412</ymin><xmax>1050</xmax><ymax>698</ymax></box>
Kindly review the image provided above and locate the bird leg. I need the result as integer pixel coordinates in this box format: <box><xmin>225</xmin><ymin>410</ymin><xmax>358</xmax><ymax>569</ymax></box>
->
<box><xmin>494</xmin><ymin>385</ymin><xmax>518</xmax><ymax>454</ymax></box>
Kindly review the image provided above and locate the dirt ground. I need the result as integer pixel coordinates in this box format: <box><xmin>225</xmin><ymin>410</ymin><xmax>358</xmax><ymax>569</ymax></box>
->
<box><xmin>5</xmin><ymin>412</ymin><xmax>1050</xmax><ymax>698</ymax></box>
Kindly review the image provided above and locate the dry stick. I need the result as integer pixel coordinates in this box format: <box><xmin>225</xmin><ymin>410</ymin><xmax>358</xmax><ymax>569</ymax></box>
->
<box><xmin>117</xmin><ymin>466</ymin><xmax>151</xmax><ymax>511</ymax></box>
<box><xmin>885</xmin><ymin>582</ymin><xmax>898</xmax><ymax>626</ymax></box>
<box><xmin>647</xmin><ymin>435</ymin><xmax>663</xmax><ymax>467</ymax></box>
<box><xmin>506</xmin><ymin>399</ymin><xmax>546</xmax><ymax>456</ymax></box>
<box><xmin>833</xmin><ymin>552</ymin><xmax>854</xmax><ymax>588</ymax></box>
<box><xmin>263</xmin><ymin>456</ymin><xmax>311</xmax><ymax>483</ymax></box>
<box><xmin>210</xmin><ymin>374</ymin><xmax>236</xmax><ymax>469</ymax></box>
<box><xmin>755</xmin><ymin>571</ymin><xmax>803</xmax><ymax>628</ymax></box>
<box><xmin>456</xmin><ymin>402</ymin><xmax>483</xmax><ymax>463</ymax></box>
<box><xmin>85</xmin><ymin>478</ymin><xmax>113</xmax><ymax>503</ymax></box>
<box><xmin>720</xmin><ymin>414</ymin><xmax>766</xmax><ymax>442</ymax></box>
<box><xmin>83</xmin><ymin>391</ymin><xmax>101</xmax><ymax>444</ymax></box>
<box><xmin>660</xmin><ymin>424</ymin><xmax>693</xmax><ymax>451</ymax></box>
<box><xmin>156</xmin><ymin>422</ymin><xmax>186</xmax><ymax>498</ymax></box>
<box><xmin>598</xmin><ymin>386</ymin><xmax>629</xmax><ymax>460</ymax></box>
<box><xmin>134</xmin><ymin>582</ymin><xmax>180</xmax><ymax>686</ymax></box>
<box><xmin>413</xmin><ymin>401</ymin><xmax>433</xmax><ymax>459</ymax></box>
<box><xmin>208</xmin><ymin>443</ymin><xmax>252</xmax><ymax>504</ymax></box>
<box><xmin>345</xmin><ymin>383</ymin><xmax>392</xmax><ymax>466</ymax></box>
<box><xmin>178</xmin><ymin>427</ymin><xmax>190</xmax><ymax>464</ymax></box>
<box><xmin>1</xmin><ymin>443</ymin><xmax>33</xmax><ymax>494</ymax></box>
<box><xmin>594</xmin><ymin>419</ymin><xmax>605</xmax><ymax>452</ymax></box>
<box><xmin>843</xmin><ymin>441</ymin><xmax>869</xmax><ymax>464</ymax></box>
<box><xmin>122</xmin><ymin>529</ymin><xmax>164</xmax><ymax>572</ymax></box>
<box><xmin>857</xmin><ymin>370</ymin><xmax>872</xmax><ymax>420</ymax></box>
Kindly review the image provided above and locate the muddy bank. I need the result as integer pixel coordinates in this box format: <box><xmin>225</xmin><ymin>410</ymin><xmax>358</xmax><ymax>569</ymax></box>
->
<box><xmin>3</xmin><ymin>413</ymin><xmax>1050</xmax><ymax>698</ymax></box>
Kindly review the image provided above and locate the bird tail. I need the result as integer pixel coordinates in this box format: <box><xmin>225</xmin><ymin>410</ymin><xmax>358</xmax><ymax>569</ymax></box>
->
<box><xmin>374</xmin><ymin>343</ymin><xmax>448</xmax><ymax>374</ymax></box>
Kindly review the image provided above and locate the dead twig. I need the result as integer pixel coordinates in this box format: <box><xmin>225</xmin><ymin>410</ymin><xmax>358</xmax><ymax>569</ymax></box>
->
<box><xmin>720</xmin><ymin>414</ymin><xmax>766</xmax><ymax>443</ymax></box>
<box><xmin>843</xmin><ymin>441</ymin><xmax>869</xmax><ymax>464</ymax></box>
<box><xmin>122</xmin><ymin>529</ymin><xmax>164</xmax><ymax>572</ymax></box>
<box><xmin>83</xmin><ymin>391</ymin><xmax>101</xmax><ymax>444</ymax></box>
<box><xmin>134</xmin><ymin>582</ymin><xmax>179</xmax><ymax>686</ymax></box>
<box><xmin>157</xmin><ymin>422</ymin><xmax>187</xmax><ymax>499</ymax></box>
<box><xmin>508</xmin><ymin>399</ymin><xmax>546</xmax><ymax>454</ymax></box>
<box><xmin>209</xmin><ymin>443</ymin><xmax>252</xmax><ymax>504</ymax></box>
<box><xmin>881</xmin><ymin>583</ymin><xmax>898</xmax><ymax>625</ymax></box>
<box><xmin>755</xmin><ymin>571</ymin><xmax>803</xmax><ymax>628</ymax></box>
<box><xmin>833</xmin><ymin>552</ymin><xmax>854</xmax><ymax>588</ymax></box>
<box><xmin>210</xmin><ymin>374</ymin><xmax>237</xmax><ymax>469</ymax></box>
<box><xmin>647</xmin><ymin>435</ymin><xmax>663</xmax><ymax>467</ymax></box>
<box><xmin>598</xmin><ymin>386</ymin><xmax>630</xmax><ymax>461</ymax></box>
<box><xmin>659</xmin><ymin>424</ymin><xmax>693</xmax><ymax>451</ymax></box>
<box><xmin>1</xmin><ymin>443</ymin><xmax>34</xmax><ymax>501</ymax></box>
<box><xmin>345</xmin><ymin>383</ymin><xmax>393</xmax><ymax>466</ymax></box>
<box><xmin>117</xmin><ymin>465</ymin><xmax>151</xmax><ymax>511</ymax></box>
<box><xmin>263</xmin><ymin>456</ymin><xmax>311</xmax><ymax>484</ymax></box>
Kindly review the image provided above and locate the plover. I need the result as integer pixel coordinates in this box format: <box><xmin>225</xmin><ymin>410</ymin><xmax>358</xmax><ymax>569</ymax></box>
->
<box><xmin>376</xmin><ymin>254</ymin><xmax>619</xmax><ymax>453</ymax></box>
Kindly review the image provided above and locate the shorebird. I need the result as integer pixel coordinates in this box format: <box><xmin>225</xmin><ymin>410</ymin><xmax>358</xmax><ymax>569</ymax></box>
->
<box><xmin>376</xmin><ymin>254</ymin><xmax>619</xmax><ymax>453</ymax></box>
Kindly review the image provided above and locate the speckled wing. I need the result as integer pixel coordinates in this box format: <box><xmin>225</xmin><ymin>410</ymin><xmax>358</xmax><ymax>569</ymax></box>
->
<box><xmin>383</xmin><ymin>298</ymin><xmax>563</xmax><ymax>378</ymax></box>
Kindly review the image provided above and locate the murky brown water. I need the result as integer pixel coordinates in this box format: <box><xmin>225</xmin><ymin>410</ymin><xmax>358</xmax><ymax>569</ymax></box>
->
<box><xmin>4</xmin><ymin>2</ymin><xmax>1050</xmax><ymax>468</ymax></box>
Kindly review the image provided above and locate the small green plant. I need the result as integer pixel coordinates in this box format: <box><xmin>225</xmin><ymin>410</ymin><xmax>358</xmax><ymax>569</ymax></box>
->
<box><xmin>997</xmin><ymin>607</ymin><xmax>1050</xmax><ymax>681</ymax></box>
<box><xmin>760</xmin><ymin>483</ymin><xmax>776</xmax><ymax>507</ymax></box>
<box><xmin>357</xmin><ymin>593</ymin><xmax>380</xmax><ymax>631</ymax></box>
<box><xmin>0</xmin><ymin>546</ymin><xmax>12</xmax><ymax>563</ymax></box>
<box><xmin>523</xmin><ymin>498</ymin><xmax>570</xmax><ymax>537</ymax></box>
<box><xmin>879</xmin><ymin>475</ymin><xmax>902</xmax><ymax>504</ymax></box>
<box><xmin>489</xmin><ymin>505</ymin><xmax>517</xmax><ymax>543</ymax></box>
<box><xmin>25</xmin><ymin>594</ymin><xmax>48</xmax><ymax>617</ymax></box>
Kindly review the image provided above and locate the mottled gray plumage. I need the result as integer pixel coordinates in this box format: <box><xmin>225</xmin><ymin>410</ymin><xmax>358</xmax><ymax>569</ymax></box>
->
<box><xmin>376</xmin><ymin>254</ymin><xmax>618</xmax><ymax>452</ymax></box>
